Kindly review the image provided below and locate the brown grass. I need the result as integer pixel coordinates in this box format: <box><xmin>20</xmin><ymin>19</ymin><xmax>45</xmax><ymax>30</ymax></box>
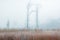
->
<box><xmin>0</xmin><ymin>29</ymin><xmax>60</xmax><ymax>40</ymax></box>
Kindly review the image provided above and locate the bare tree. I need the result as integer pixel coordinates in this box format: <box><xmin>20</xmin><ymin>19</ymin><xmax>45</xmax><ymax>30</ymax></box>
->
<box><xmin>7</xmin><ymin>19</ymin><xmax>9</xmax><ymax>30</ymax></box>
<box><xmin>27</xmin><ymin>0</ymin><xmax>40</xmax><ymax>30</ymax></box>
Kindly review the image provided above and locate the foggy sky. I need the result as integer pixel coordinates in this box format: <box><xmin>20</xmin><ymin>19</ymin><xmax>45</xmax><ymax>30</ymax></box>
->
<box><xmin>0</xmin><ymin>0</ymin><xmax>60</xmax><ymax>29</ymax></box>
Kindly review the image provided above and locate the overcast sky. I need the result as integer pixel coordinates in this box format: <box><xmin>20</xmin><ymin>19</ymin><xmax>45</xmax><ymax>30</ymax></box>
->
<box><xmin>0</xmin><ymin>0</ymin><xmax>60</xmax><ymax>29</ymax></box>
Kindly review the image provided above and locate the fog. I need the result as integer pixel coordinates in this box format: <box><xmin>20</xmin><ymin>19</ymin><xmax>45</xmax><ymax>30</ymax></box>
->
<box><xmin>0</xmin><ymin>0</ymin><xmax>60</xmax><ymax>29</ymax></box>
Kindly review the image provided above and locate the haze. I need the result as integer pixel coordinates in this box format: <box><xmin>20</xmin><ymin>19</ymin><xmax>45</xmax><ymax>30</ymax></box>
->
<box><xmin>0</xmin><ymin>0</ymin><xmax>60</xmax><ymax>30</ymax></box>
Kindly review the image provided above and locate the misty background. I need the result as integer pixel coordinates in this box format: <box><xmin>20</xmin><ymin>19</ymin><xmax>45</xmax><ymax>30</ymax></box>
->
<box><xmin>0</xmin><ymin>0</ymin><xmax>60</xmax><ymax>30</ymax></box>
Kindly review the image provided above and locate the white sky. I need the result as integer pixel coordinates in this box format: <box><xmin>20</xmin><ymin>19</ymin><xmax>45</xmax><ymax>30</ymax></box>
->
<box><xmin>0</xmin><ymin>0</ymin><xmax>60</xmax><ymax>29</ymax></box>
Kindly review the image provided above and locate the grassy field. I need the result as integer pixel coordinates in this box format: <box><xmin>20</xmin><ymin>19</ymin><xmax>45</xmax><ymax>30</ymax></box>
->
<box><xmin>0</xmin><ymin>29</ymin><xmax>60</xmax><ymax>40</ymax></box>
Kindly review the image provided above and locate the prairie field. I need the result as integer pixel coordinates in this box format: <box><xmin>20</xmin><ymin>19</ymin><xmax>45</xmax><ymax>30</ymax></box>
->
<box><xmin>0</xmin><ymin>29</ymin><xmax>60</xmax><ymax>40</ymax></box>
